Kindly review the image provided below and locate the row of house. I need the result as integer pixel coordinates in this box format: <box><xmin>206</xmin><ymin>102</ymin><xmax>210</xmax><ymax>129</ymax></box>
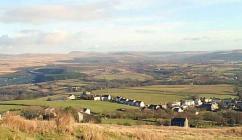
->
<box><xmin>68</xmin><ymin>91</ymin><xmax>242</xmax><ymax>113</ymax></box>
<box><xmin>67</xmin><ymin>91</ymin><xmax>112</xmax><ymax>101</ymax></box>
<box><xmin>114</xmin><ymin>96</ymin><xmax>145</xmax><ymax>107</ymax></box>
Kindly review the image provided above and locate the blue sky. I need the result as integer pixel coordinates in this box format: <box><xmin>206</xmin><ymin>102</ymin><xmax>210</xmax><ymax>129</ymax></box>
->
<box><xmin>0</xmin><ymin>0</ymin><xmax>242</xmax><ymax>53</ymax></box>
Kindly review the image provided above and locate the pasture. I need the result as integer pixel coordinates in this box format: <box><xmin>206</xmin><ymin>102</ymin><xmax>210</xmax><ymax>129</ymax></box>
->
<box><xmin>0</xmin><ymin>99</ymin><xmax>135</xmax><ymax>113</ymax></box>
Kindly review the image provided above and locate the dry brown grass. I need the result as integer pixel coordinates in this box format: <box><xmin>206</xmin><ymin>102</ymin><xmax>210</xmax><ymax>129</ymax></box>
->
<box><xmin>1</xmin><ymin>114</ymin><xmax>242</xmax><ymax>140</ymax></box>
<box><xmin>1</xmin><ymin>113</ymin><xmax>75</xmax><ymax>135</ymax></box>
<box><xmin>1</xmin><ymin>114</ymin><xmax>56</xmax><ymax>134</ymax></box>
<box><xmin>55</xmin><ymin>112</ymin><xmax>75</xmax><ymax>134</ymax></box>
<box><xmin>77</xmin><ymin>124</ymin><xmax>242</xmax><ymax>140</ymax></box>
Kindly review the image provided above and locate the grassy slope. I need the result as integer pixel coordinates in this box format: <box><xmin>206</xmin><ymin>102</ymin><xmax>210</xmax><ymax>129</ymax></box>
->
<box><xmin>0</xmin><ymin>100</ymin><xmax>135</xmax><ymax>113</ymax></box>
<box><xmin>94</xmin><ymin>84</ymin><xmax>235</xmax><ymax>104</ymax></box>
<box><xmin>1</xmin><ymin>123</ymin><xmax>242</xmax><ymax>140</ymax></box>
<box><xmin>0</xmin><ymin>127</ymin><xmax>75</xmax><ymax>140</ymax></box>
<box><xmin>0</xmin><ymin>84</ymin><xmax>235</xmax><ymax>113</ymax></box>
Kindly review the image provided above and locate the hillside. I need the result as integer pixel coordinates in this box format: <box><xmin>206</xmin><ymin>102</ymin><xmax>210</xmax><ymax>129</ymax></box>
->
<box><xmin>182</xmin><ymin>50</ymin><xmax>242</xmax><ymax>63</ymax></box>
<box><xmin>1</xmin><ymin>121</ymin><xmax>242</xmax><ymax>140</ymax></box>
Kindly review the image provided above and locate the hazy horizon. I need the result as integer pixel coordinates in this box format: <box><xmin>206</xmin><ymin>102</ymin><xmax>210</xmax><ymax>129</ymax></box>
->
<box><xmin>0</xmin><ymin>0</ymin><xmax>242</xmax><ymax>54</ymax></box>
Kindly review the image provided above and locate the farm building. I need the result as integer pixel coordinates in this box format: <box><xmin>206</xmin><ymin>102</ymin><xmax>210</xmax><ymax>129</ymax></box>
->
<box><xmin>171</xmin><ymin>118</ymin><xmax>189</xmax><ymax>127</ymax></box>
<box><xmin>83</xmin><ymin>108</ymin><xmax>91</xmax><ymax>114</ymax></box>
<box><xmin>67</xmin><ymin>94</ymin><xmax>76</xmax><ymax>100</ymax></box>
<box><xmin>77</xmin><ymin>112</ymin><xmax>84</xmax><ymax>122</ymax></box>
<box><xmin>78</xmin><ymin>108</ymin><xmax>91</xmax><ymax>115</ymax></box>
<box><xmin>77</xmin><ymin>108</ymin><xmax>91</xmax><ymax>122</ymax></box>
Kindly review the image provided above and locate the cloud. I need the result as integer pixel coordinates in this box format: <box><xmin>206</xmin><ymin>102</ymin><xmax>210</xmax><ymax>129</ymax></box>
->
<box><xmin>183</xmin><ymin>36</ymin><xmax>211</xmax><ymax>41</ymax></box>
<box><xmin>0</xmin><ymin>30</ymin><xmax>72</xmax><ymax>47</ymax></box>
<box><xmin>0</xmin><ymin>2</ymin><xmax>112</xmax><ymax>23</ymax></box>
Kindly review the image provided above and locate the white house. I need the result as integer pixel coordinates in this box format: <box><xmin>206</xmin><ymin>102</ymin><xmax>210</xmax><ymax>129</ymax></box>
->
<box><xmin>77</xmin><ymin>112</ymin><xmax>84</xmax><ymax>122</ymax></box>
<box><xmin>204</xmin><ymin>98</ymin><xmax>212</xmax><ymax>103</ymax></box>
<box><xmin>115</xmin><ymin>96</ymin><xmax>122</xmax><ymax>102</ymax></box>
<box><xmin>93</xmin><ymin>96</ymin><xmax>101</xmax><ymax>101</ymax></box>
<box><xmin>182</xmin><ymin>100</ymin><xmax>195</xmax><ymax>106</ymax></box>
<box><xmin>181</xmin><ymin>105</ymin><xmax>188</xmax><ymax>110</ymax></box>
<box><xmin>195</xmin><ymin>99</ymin><xmax>203</xmax><ymax>106</ymax></box>
<box><xmin>83</xmin><ymin>108</ymin><xmax>91</xmax><ymax>115</ymax></box>
<box><xmin>171</xmin><ymin>101</ymin><xmax>181</xmax><ymax>107</ymax></box>
<box><xmin>135</xmin><ymin>101</ymin><xmax>145</xmax><ymax>107</ymax></box>
<box><xmin>101</xmin><ymin>95</ymin><xmax>112</xmax><ymax>101</ymax></box>
<box><xmin>161</xmin><ymin>104</ymin><xmax>167</xmax><ymax>109</ymax></box>
<box><xmin>67</xmin><ymin>94</ymin><xmax>76</xmax><ymax>100</ymax></box>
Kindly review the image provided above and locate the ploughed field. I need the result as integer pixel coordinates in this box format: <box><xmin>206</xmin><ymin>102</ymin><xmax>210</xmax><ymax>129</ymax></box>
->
<box><xmin>94</xmin><ymin>84</ymin><xmax>235</xmax><ymax>104</ymax></box>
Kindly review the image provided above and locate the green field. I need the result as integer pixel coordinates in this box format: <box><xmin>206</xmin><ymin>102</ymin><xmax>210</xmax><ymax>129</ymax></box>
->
<box><xmin>0</xmin><ymin>105</ymin><xmax>23</xmax><ymax>113</ymax></box>
<box><xmin>101</xmin><ymin>118</ymin><xmax>156</xmax><ymax>126</ymax></box>
<box><xmin>0</xmin><ymin>126</ymin><xmax>75</xmax><ymax>140</ymax></box>
<box><xmin>94</xmin><ymin>84</ymin><xmax>236</xmax><ymax>104</ymax></box>
<box><xmin>0</xmin><ymin>99</ymin><xmax>135</xmax><ymax>113</ymax></box>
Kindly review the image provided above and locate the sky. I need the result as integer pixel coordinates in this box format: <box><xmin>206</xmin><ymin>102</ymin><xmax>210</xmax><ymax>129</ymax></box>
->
<box><xmin>0</xmin><ymin>0</ymin><xmax>242</xmax><ymax>54</ymax></box>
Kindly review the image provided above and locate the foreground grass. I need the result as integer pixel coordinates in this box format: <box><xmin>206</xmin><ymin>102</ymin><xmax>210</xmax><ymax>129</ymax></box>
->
<box><xmin>77</xmin><ymin>124</ymin><xmax>242</xmax><ymax>140</ymax></box>
<box><xmin>94</xmin><ymin>84</ymin><xmax>235</xmax><ymax>104</ymax></box>
<box><xmin>0</xmin><ymin>127</ymin><xmax>74</xmax><ymax>140</ymax></box>
<box><xmin>1</xmin><ymin>123</ymin><xmax>242</xmax><ymax>140</ymax></box>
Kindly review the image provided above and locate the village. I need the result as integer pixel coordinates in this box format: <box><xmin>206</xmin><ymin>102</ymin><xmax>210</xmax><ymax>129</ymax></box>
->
<box><xmin>1</xmin><ymin>89</ymin><xmax>238</xmax><ymax>128</ymax></box>
<box><xmin>67</xmin><ymin>91</ymin><xmax>242</xmax><ymax>113</ymax></box>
